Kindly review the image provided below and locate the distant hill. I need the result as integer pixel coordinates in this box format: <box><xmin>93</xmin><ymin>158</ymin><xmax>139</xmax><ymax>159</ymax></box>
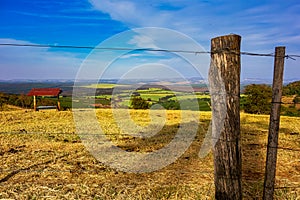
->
<box><xmin>0</xmin><ymin>79</ymin><xmax>299</xmax><ymax>96</ymax></box>
<box><xmin>0</xmin><ymin>81</ymin><xmax>74</xmax><ymax>95</ymax></box>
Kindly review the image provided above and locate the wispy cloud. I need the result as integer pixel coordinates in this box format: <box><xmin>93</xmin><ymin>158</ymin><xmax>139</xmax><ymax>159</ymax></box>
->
<box><xmin>119</xmin><ymin>53</ymin><xmax>144</xmax><ymax>59</ymax></box>
<box><xmin>88</xmin><ymin>0</ymin><xmax>175</xmax><ymax>27</ymax></box>
<box><xmin>1</xmin><ymin>0</ymin><xmax>299</xmax><ymax>80</ymax></box>
<box><xmin>0</xmin><ymin>38</ymin><xmax>83</xmax><ymax>80</ymax></box>
<box><xmin>89</xmin><ymin>1</ymin><xmax>300</xmax><ymax>51</ymax></box>
<box><xmin>128</xmin><ymin>34</ymin><xmax>159</xmax><ymax>49</ymax></box>
<box><xmin>11</xmin><ymin>10</ymin><xmax>111</xmax><ymax>21</ymax></box>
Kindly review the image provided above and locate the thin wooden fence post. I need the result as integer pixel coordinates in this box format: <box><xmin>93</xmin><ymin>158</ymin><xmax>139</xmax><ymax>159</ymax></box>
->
<box><xmin>57</xmin><ymin>95</ymin><xmax>61</xmax><ymax>111</ymax></box>
<box><xmin>210</xmin><ymin>34</ymin><xmax>242</xmax><ymax>199</ymax></box>
<box><xmin>263</xmin><ymin>46</ymin><xmax>286</xmax><ymax>200</ymax></box>
<box><xmin>33</xmin><ymin>95</ymin><xmax>37</xmax><ymax>111</ymax></box>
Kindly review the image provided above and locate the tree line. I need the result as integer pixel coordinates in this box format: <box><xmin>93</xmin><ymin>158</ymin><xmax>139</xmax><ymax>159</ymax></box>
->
<box><xmin>1</xmin><ymin>81</ymin><xmax>299</xmax><ymax>116</ymax></box>
<box><xmin>242</xmin><ymin>81</ymin><xmax>300</xmax><ymax>116</ymax></box>
<box><xmin>0</xmin><ymin>93</ymin><xmax>57</xmax><ymax>110</ymax></box>
<box><xmin>130</xmin><ymin>81</ymin><xmax>300</xmax><ymax>116</ymax></box>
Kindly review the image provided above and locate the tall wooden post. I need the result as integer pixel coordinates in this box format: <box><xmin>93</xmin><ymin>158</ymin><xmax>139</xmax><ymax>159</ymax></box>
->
<box><xmin>210</xmin><ymin>34</ymin><xmax>242</xmax><ymax>199</ymax></box>
<box><xmin>263</xmin><ymin>46</ymin><xmax>286</xmax><ymax>200</ymax></box>
<box><xmin>33</xmin><ymin>95</ymin><xmax>37</xmax><ymax>111</ymax></box>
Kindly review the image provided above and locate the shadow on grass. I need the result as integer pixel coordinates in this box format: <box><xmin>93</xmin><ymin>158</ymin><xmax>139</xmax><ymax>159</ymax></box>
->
<box><xmin>241</xmin><ymin>116</ymin><xmax>266</xmax><ymax>199</ymax></box>
<box><xmin>0</xmin><ymin>154</ymin><xmax>68</xmax><ymax>183</ymax></box>
<box><xmin>98</xmin><ymin>118</ymin><xmax>215</xmax><ymax>198</ymax></box>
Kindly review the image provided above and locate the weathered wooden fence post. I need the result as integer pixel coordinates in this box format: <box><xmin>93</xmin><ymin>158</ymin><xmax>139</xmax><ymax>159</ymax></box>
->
<box><xmin>57</xmin><ymin>95</ymin><xmax>61</xmax><ymax>111</ymax></box>
<box><xmin>210</xmin><ymin>34</ymin><xmax>242</xmax><ymax>199</ymax></box>
<box><xmin>263</xmin><ymin>46</ymin><xmax>286</xmax><ymax>200</ymax></box>
<box><xmin>33</xmin><ymin>95</ymin><xmax>37</xmax><ymax>111</ymax></box>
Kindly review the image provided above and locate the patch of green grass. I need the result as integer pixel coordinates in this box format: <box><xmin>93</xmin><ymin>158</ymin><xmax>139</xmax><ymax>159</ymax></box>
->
<box><xmin>95</xmin><ymin>95</ymin><xmax>112</xmax><ymax>99</ymax></box>
<box><xmin>83</xmin><ymin>84</ymin><xmax>122</xmax><ymax>89</ymax></box>
<box><xmin>139</xmin><ymin>94</ymin><xmax>171</xmax><ymax>101</ymax></box>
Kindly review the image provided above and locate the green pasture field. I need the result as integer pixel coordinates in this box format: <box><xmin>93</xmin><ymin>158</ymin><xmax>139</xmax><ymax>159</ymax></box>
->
<box><xmin>41</xmin><ymin>87</ymin><xmax>240</xmax><ymax>112</ymax></box>
<box><xmin>139</xmin><ymin>93</ymin><xmax>172</xmax><ymax>101</ymax></box>
<box><xmin>82</xmin><ymin>83</ymin><xmax>119</xmax><ymax>88</ymax></box>
<box><xmin>95</xmin><ymin>95</ymin><xmax>112</xmax><ymax>99</ymax></box>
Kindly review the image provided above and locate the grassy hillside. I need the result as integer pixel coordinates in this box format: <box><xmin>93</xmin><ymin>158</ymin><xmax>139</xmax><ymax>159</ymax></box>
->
<box><xmin>0</xmin><ymin>109</ymin><xmax>299</xmax><ymax>199</ymax></box>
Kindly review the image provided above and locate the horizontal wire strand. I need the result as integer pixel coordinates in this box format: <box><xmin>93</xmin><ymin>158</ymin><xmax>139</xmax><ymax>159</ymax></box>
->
<box><xmin>1</xmin><ymin>43</ymin><xmax>300</xmax><ymax>60</ymax></box>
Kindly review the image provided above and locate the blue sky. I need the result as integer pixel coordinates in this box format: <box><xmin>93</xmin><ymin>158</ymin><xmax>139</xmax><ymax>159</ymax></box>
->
<box><xmin>0</xmin><ymin>0</ymin><xmax>300</xmax><ymax>81</ymax></box>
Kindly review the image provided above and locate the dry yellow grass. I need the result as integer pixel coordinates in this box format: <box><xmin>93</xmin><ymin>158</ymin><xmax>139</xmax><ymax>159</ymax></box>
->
<box><xmin>0</xmin><ymin>109</ymin><xmax>299</xmax><ymax>199</ymax></box>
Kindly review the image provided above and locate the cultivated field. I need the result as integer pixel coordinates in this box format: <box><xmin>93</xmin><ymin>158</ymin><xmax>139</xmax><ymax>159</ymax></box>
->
<box><xmin>0</xmin><ymin>109</ymin><xmax>299</xmax><ymax>199</ymax></box>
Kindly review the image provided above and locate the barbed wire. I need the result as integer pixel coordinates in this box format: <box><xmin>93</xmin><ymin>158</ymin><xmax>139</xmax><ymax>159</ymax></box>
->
<box><xmin>0</xmin><ymin>144</ymin><xmax>298</xmax><ymax>191</ymax></box>
<box><xmin>1</xmin><ymin>42</ymin><xmax>299</xmax><ymax>195</ymax></box>
<box><xmin>274</xmin><ymin>186</ymin><xmax>300</xmax><ymax>190</ymax></box>
<box><xmin>1</xmin><ymin>131</ymin><xmax>299</xmax><ymax>152</ymax></box>
<box><xmin>1</xmin><ymin>43</ymin><xmax>300</xmax><ymax>60</ymax></box>
<box><xmin>1</xmin><ymin>131</ymin><xmax>298</xmax><ymax>193</ymax></box>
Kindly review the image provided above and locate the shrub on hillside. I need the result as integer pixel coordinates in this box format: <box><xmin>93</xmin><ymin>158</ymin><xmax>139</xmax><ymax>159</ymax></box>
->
<box><xmin>283</xmin><ymin>81</ymin><xmax>300</xmax><ymax>95</ymax></box>
<box><xmin>281</xmin><ymin>105</ymin><xmax>300</xmax><ymax>117</ymax></box>
<box><xmin>243</xmin><ymin>84</ymin><xmax>272</xmax><ymax>114</ymax></box>
<box><xmin>130</xmin><ymin>96</ymin><xmax>150</xmax><ymax>109</ymax></box>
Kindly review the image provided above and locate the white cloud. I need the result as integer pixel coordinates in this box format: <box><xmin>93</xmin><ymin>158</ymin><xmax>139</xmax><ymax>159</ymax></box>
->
<box><xmin>89</xmin><ymin>0</ymin><xmax>173</xmax><ymax>27</ymax></box>
<box><xmin>88</xmin><ymin>1</ymin><xmax>300</xmax><ymax>80</ymax></box>
<box><xmin>128</xmin><ymin>35</ymin><xmax>158</xmax><ymax>49</ymax></box>
<box><xmin>119</xmin><ymin>53</ymin><xmax>143</xmax><ymax>59</ymax></box>
<box><xmin>12</xmin><ymin>10</ymin><xmax>109</xmax><ymax>20</ymax></box>
<box><xmin>0</xmin><ymin>38</ymin><xmax>84</xmax><ymax>80</ymax></box>
<box><xmin>89</xmin><ymin>1</ymin><xmax>300</xmax><ymax>50</ymax></box>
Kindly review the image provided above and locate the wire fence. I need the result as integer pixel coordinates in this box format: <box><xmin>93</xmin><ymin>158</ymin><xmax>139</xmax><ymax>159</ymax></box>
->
<box><xmin>1</xmin><ymin>129</ymin><xmax>299</xmax><ymax>191</ymax></box>
<box><xmin>1</xmin><ymin>43</ymin><xmax>300</xmax><ymax>60</ymax></box>
<box><xmin>1</xmin><ymin>130</ymin><xmax>299</xmax><ymax>153</ymax></box>
<box><xmin>0</xmin><ymin>42</ymin><xmax>299</xmax><ymax>194</ymax></box>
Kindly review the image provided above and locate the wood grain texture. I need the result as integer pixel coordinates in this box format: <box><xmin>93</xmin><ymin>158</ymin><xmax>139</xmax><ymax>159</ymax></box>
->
<box><xmin>210</xmin><ymin>34</ymin><xmax>242</xmax><ymax>200</ymax></box>
<box><xmin>263</xmin><ymin>47</ymin><xmax>286</xmax><ymax>200</ymax></box>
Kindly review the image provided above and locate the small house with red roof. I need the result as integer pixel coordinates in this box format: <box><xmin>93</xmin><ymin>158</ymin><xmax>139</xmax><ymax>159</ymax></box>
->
<box><xmin>27</xmin><ymin>88</ymin><xmax>62</xmax><ymax>111</ymax></box>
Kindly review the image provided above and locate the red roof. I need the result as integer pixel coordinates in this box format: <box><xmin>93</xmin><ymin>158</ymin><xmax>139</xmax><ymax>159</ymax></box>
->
<box><xmin>27</xmin><ymin>88</ymin><xmax>62</xmax><ymax>96</ymax></box>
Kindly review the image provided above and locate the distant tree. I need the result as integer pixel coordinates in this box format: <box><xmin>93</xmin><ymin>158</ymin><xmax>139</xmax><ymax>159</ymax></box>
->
<box><xmin>159</xmin><ymin>95</ymin><xmax>175</xmax><ymax>102</ymax></box>
<box><xmin>0</xmin><ymin>93</ymin><xmax>33</xmax><ymax>109</ymax></box>
<box><xmin>160</xmin><ymin>100</ymin><xmax>180</xmax><ymax>110</ymax></box>
<box><xmin>18</xmin><ymin>93</ymin><xmax>27</xmax><ymax>108</ymax></box>
<box><xmin>0</xmin><ymin>93</ymin><xmax>4</xmax><ymax>110</ymax></box>
<box><xmin>281</xmin><ymin>104</ymin><xmax>300</xmax><ymax>117</ymax></box>
<box><xmin>130</xmin><ymin>97</ymin><xmax>150</xmax><ymax>109</ymax></box>
<box><xmin>132</xmin><ymin>92</ymin><xmax>140</xmax><ymax>97</ymax></box>
<box><xmin>283</xmin><ymin>81</ymin><xmax>300</xmax><ymax>95</ymax></box>
<box><xmin>38</xmin><ymin>98</ymin><xmax>56</xmax><ymax>106</ymax></box>
<box><xmin>243</xmin><ymin>84</ymin><xmax>272</xmax><ymax>114</ymax></box>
